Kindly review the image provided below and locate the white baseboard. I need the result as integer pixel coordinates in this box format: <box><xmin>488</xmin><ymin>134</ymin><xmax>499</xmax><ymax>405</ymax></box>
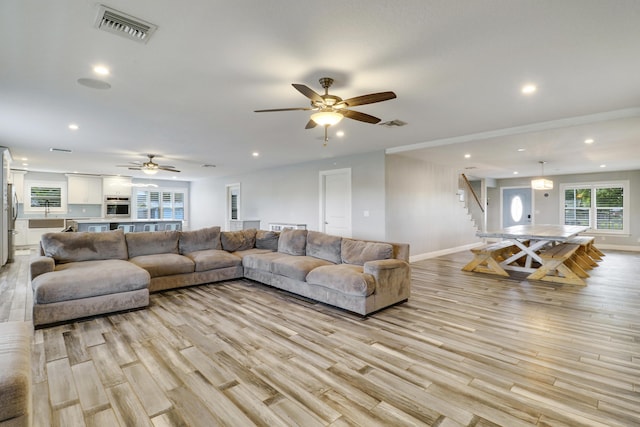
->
<box><xmin>596</xmin><ymin>243</ymin><xmax>640</xmax><ymax>252</ymax></box>
<box><xmin>410</xmin><ymin>242</ymin><xmax>483</xmax><ymax>263</ymax></box>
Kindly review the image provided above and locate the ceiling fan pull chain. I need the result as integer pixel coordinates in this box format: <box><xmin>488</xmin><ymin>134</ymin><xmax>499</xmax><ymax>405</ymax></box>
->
<box><xmin>324</xmin><ymin>125</ymin><xmax>329</xmax><ymax>146</ymax></box>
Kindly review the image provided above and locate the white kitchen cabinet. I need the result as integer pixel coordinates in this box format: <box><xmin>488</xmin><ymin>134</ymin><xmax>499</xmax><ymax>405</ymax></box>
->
<box><xmin>14</xmin><ymin>219</ymin><xmax>28</xmax><ymax>247</ymax></box>
<box><xmin>67</xmin><ymin>175</ymin><xmax>102</xmax><ymax>204</ymax></box>
<box><xmin>102</xmin><ymin>176</ymin><xmax>132</xmax><ymax>197</ymax></box>
<box><xmin>10</xmin><ymin>171</ymin><xmax>26</xmax><ymax>203</ymax></box>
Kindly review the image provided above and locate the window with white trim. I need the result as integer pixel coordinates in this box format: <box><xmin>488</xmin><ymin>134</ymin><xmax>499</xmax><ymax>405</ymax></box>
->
<box><xmin>561</xmin><ymin>181</ymin><xmax>629</xmax><ymax>234</ymax></box>
<box><xmin>135</xmin><ymin>189</ymin><xmax>186</xmax><ymax>220</ymax></box>
<box><xmin>24</xmin><ymin>181</ymin><xmax>67</xmax><ymax>213</ymax></box>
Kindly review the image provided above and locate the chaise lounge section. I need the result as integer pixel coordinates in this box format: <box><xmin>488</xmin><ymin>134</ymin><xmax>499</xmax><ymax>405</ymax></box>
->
<box><xmin>30</xmin><ymin>226</ymin><xmax>410</xmax><ymax>326</ymax></box>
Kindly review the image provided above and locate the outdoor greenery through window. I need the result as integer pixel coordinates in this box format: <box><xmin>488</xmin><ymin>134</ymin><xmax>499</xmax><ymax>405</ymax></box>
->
<box><xmin>136</xmin><ymin>190</ymin><xmax>185</xmax><ymax>220</ymax></box>
<box><xmin>30</xmin><ymin>186</ymin><xmax>62</xmax><ymax>208</ymax></box>
<box><xmin>562</xmin><ymin>181</ymin><xmax>628</xmax><ymax>233</ymax></box>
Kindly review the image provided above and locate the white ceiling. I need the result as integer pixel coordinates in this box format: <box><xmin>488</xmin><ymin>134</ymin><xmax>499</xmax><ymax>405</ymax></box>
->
<box><xmin>1</xmin><ymin>0</ymin><xmax>640</xmax><ymax>181</ymax></box>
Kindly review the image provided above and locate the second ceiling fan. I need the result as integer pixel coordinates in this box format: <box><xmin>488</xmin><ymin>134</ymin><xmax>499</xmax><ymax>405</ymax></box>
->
<box><xmin>254</xmin><ymin>77</ymin><xmax>396</xmax><ymax>144</ymax></box>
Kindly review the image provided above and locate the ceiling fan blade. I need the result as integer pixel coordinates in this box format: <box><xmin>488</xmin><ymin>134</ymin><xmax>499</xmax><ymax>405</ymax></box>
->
<box><xmin>292</xmin><ymin>84</ymin><xmax>323</xmax><ymax>103</ymax></box>
<box><xmin>158</xmin><ymin>164</ymin><xmax>176</xmax><ymax>169</ymax></box>
<box><xmin>342</xmin><ymin>109</ymin><xmax>381</xmax><ymax>124</ymax></box>
<box><xmin>254</xmin><ymin>107</ymin><xmax>312</xmax><ymax>113</ymax></box>
<box><xmin>159</xmin><ymin>167</ymin><xmax>180</xmax><ymax>172</ymax></box>
<box><xmin>305</xmin><ymin>119</ymin><xmax>317</xmax><ymax>129</ymax></box>
<box><xmin>343</xmin><ymin>91</ymin><xmax>396</xmax><ymax>107</ymax></box>
<box><xmin>128</xmin><ymin>167</ymin><xmax>142</xmax><ymax>171</ymax></box>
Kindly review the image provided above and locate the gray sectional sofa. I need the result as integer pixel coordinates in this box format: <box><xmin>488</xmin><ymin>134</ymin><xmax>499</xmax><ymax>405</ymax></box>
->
<box><xmin>30</xmin><ymin>226</ymin><xmax>410</xmax><ymax>326</ymax></box>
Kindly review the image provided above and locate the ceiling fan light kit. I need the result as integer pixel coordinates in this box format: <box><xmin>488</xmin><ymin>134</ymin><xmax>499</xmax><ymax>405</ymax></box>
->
<box><xmin>254</xmin><ymin>77</ymin><xmax>396</xmax><ymax>145</ymax></box>
<box><xmin>117</xmin><ymin>154</ymin><xmax>180</xmax><ymax>174</ymax></box>
<box><xmin>531</xmin><ymin>161</ymin><xmax>553</xmax><ymax>190</ymax></box>
<box><xmin>310</xmin><ymin>110</ymin><xmax>344</xmax><ymax>126</ymax></box>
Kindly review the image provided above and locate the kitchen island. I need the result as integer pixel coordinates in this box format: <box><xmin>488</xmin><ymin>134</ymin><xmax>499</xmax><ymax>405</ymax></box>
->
<box><xmin>67</xmin><ymin>219</ymin><xmax>182</xmax><ymax>232</ymax></box>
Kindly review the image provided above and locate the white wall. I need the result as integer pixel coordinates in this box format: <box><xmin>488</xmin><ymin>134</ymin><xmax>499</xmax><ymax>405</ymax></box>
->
<box><xmin>190</xmin><ymin>151</ymin><xmax>387</xmax><ymax>240</ymax></box>
<box><xmin>385</xmin><ymin>154</ymin><xmax>479</xmax><ymax>259</ymax></box>
<box><xmin>487</xmin><ymin>169</ymin><xmax>640</xmax><ymax>250</ymax></box>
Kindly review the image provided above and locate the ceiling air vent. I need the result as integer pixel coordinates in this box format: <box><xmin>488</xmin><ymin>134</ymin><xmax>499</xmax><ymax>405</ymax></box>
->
<box><xmin>379</xmin><ymin>119</ymin><xmax>408</xmax><ymax>128</ymax></box>
<box><xmin>94</xmin><ymin>5</ymin><xmax>157</xmax><ymax>43</ymax></box>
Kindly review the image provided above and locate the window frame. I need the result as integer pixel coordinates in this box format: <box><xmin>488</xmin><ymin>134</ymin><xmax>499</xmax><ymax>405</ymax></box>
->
<box><xmin>134</xmin><ymin>187</ymin><xmax>187</xmax><ymax>221</ymax></box>
<box><xmin>24</xmin><ymin>180</ymin><xmax>68</xmax><ymax>213</ymax></box>
<box><xmin>560</xmin><ymin>180</ymin><xmax>629</xmax><ymax>235</ymax></box>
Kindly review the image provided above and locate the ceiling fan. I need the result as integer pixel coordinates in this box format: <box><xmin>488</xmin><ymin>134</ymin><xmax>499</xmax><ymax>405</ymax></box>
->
<box><xmin>117</xmin><ymin>154</ymin><xmax>180</xmax><ymax>175</ymax></box>
<box><xmin>254</xmin><ymin>77</ymin><xmax>396</xmax><ymax>145</ymax></box>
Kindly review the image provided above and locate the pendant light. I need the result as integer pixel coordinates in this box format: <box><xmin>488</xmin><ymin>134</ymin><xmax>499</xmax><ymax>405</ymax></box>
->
<box><xmin>531</xmin><ymin>161</ymin><xmax>553</xmax><ymax>190</ymax></box>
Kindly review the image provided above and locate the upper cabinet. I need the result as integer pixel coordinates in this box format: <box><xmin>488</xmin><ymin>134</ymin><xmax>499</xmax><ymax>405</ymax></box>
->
<box><xmin>102</xmin><ymin>176</ymin><xmax>132</xmax><ymax>197</ymax></box>
<box><xmin>67</xmin><ymin>175</ymin><xmax>103</xmax><ymax>204</ymax></box>
<box><xmin>9</xmin><ymin>170</ymin><xmax>26</xmax><ymax>203</ymax></box>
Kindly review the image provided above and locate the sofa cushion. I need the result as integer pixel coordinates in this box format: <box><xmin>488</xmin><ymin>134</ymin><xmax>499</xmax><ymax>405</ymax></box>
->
<box><xmin>306</xmin><ymin>264</ymin><xmax>376</xmax><ymax>297</ymax></box>
<box><xmin>129</xmin><ymin>253</ymin><xmax>195</xmax><ymax>278</ymax></box>
<box><xmin>306</xmin><ymin>231</ymin><xmax>342</xmax><ymax>264</ymax></box>
<box><xmin>255</xmin><ymin>230</ymin><xmax>279</xmax><ymax>251</ymax></box>
<box><xmin>221</xmin><ymin>229</ymin><xmax>256</xmax><ymax>252</ymax></box>
<box><xmin>32</xmin><ymin>259</ymin><xmax>149</xmax><ymax>304</ymax></box>
<box><xmin>341</xmin><ymin>239</ymin><xmax>393</xmax><ymax>266</ymax></box>
<box><xmin>232</xmin><ymin>248</ymin><xmax>274</xmax><ymax>259</ymax></box>
<box><xmin>184</xmin><ymin>249</ymin><xmax>241</xmax><ymax>272</ymax></box>
<box><xmin>242</xmin><ymin>252</ymin><xmax>287</xmax><ymax>272</ymax></box>
<box><xmin>0</xmin><ymin>321</ymin><xmax>31</xmax><ymax>425</ymax></box>
<box><xmin>41</xmin><ymin>229</ymin><xmax>128</xmax><ymax>264</ymax></box>
<box><xmin>179</xmin><ymin>226</ymin><xmax>221</xmax><ymax>254</ymax></box>
<box><xmin>271</xmin><ymin>255</ymin><xmax>333</xmax><ymax>282</ymax></box>
<box><xmin>277</xmin><ymin>229</ymin><xmax>307</xmax><ymax>256</ymax></box>
<box><xmin>126</xmin><ymin>231</ymin><xmax>180</xmax><ymax>258</ymax></box>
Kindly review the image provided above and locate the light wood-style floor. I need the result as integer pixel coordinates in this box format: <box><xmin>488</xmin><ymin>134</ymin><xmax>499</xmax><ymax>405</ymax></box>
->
<box><xmin>1</xmin><ymin>248</ymin><xmax>639</xmax><ymax>426</ymax></box>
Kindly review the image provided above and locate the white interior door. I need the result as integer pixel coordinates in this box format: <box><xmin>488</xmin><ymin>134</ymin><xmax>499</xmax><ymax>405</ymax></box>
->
<box><xmin>320</xmin><ymin>169</ymin><xmax>351</xmax><ymax>237</ymax></box>
<box><xmin>502</xmin><ymin>187</ymin><xmax>533</xmax><ymax>227</ymax></box>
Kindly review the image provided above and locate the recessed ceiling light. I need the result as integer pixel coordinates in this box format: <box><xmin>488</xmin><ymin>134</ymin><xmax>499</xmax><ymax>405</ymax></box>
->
<box><xmin>600</xmin><ymin>164</ymin><xmax>606</xmax><ymax>168</ymax></box>
<box><xmin>336</xmin><ymin>130</ymin><xmax>345</xmax><ymax>137</ymax></box>
<box><xmin>584</xmin><ymin>138</ymin><xmax>594</xmax><ymax>144</ymax></box>
<box><xmin>93</xmin><ymin>65</ymin><xmax>110</xmax><ymax>75</ymax></box>
<box><xmin>252</xmin><ymin>152</ymin><xmax>259</xmax><ymax>157</ymax></box>
<box><xmin>513</xmin><ymin>171</ymin><xmax>519</xmax><ymax>175</ymax></box>
<box><xmin>517</xmin><ymin>148</ymin><xmax>526</xmax><ymax>152</ymax></box>
<box><xmin>521</xmin><ymin>84</ymin><xmax>537</xmax><ymax>94</ymax></box>
<box><xmin>464</xmin><ymin>153</ymin><xmax>471</xmax><ymax>159</ymax></box>
<box><xmin>22</xmin><ymin>163</ymin><xmax>28</xmax><ymax>166</ymax></box>
<box><xmin>68</xmin><ymin>123</ymin><xmax>79</xmax><ymax>130</ymax></box>
<box><xmin>21</xmin><ymin>157</ymin><xmax>27</xmax><ymax>161</ymax></box>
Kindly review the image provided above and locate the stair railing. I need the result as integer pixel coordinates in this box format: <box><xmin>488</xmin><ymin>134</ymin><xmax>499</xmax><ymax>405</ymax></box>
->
<box><xmin>461</xmin><ymin>173</ymin><xmax>484</xmax><ymax>213</ymax></box>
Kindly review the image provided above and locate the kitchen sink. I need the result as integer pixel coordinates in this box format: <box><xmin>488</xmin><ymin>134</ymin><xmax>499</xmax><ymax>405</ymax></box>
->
<box><xmin>28</xmin><ymin>219</ymin><xmax>66</xmax><ymax>229</ymax></box>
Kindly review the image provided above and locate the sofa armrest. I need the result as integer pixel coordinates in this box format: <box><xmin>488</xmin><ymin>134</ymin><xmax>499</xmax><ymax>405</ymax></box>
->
<box><xmin>364</xmin><ymin>259</ymin><xmax>411</xmax><ymax>302</ymax></box>
<box><xmin>30</xmin><ymin>256</ymin><xmax>55</xmax><ymax>280</ymax></box>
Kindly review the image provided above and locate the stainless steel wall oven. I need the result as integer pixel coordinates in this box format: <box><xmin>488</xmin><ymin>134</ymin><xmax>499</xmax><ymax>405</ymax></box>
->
<box><xmin>104</xmin><ymin>195</ymin><xmax>131</xmax><ymax>217</ymax></box>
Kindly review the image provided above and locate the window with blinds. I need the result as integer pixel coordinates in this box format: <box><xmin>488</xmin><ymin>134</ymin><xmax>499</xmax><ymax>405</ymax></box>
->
<box><xmin>561</xmin><ymin>181</ymin><xmax>628</xmax><ymax>233</ymax></box>
<box><xmin>136</xmin><ymin>189</ymin><xmax>186</xmax><ymax>220</ymax></box>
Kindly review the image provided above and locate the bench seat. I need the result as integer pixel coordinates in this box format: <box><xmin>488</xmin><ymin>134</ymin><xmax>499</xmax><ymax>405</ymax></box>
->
<box><xmin>527</xmin><ymin>243</ymin><xmax>587</xmax><ymax>285</ymax></box>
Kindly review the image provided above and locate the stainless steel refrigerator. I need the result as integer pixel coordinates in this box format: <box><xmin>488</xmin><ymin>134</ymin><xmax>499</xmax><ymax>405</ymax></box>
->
<box><xmin>6</xmin><ymin>183</ymin><xmax>17</xmax><ymax>263</ymax></box>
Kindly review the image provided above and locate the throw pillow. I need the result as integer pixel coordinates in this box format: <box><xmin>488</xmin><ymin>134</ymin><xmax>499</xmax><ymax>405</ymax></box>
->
<box><xmin>221</xmin><ymin>229</ymin><xmax>257</xmax><ymax>252</ymax></box>
<box><xmin>179</xmin><ymin>226</ymin><xmax>221</xmax><ymax>254</ymax></box>
<box><xmin>306</xmin><ymin>230</ymin><xmax>342</xmax><ymax>264</ymax></box>
<box><xmin>255</xmin><ymin>230</ymin><xmax>279</xmax><ymax>251</ymax></box>
<box><xmin>341</xmin><ymin>238</ymin><xmax>393</xmax><ymax>265</ymax></box>
<box><xmin>277</xmin><ymin>229</ymin><xmax>307</xmax><ymax>256</ymax></box>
